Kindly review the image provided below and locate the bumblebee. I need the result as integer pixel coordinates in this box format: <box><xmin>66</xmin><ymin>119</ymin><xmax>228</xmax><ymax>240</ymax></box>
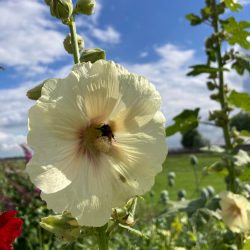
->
<box><xmin>97</xmin><ymin>124</ymin><xmax>114</xmax><ymax>142</ymax></box>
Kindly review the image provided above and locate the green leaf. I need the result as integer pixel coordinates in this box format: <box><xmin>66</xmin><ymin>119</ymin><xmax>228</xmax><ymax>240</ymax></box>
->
<box><xmin>165</xmin><ymin>108</ymin><xmax>200</xmax><ymax>137</ymax></box>
<box><xmin>232</xmin><ymin>53</ymin><xmax>250</xmax><ymax>75</ymax></box>
<box><xmin>223</xmin><ymin>0</ymin><xmax>242</xmax><ymax>12</ymax></box>
<box><xmin>187</xmin><ymin>64</ymin><xmax>229</xmax><ymax>76</ymax></box>
<box><xmin>228</xmin><ymin>90</ymin><xmax>250</xmax><ymax>114</ymax></box>
<box><xmin>186</xmin><ymin>13</ymin><xmax>202</xmax><ymax>26</ymax></box>
<box><xmin>223</xmin><ymin>17</ymin><xmax>250</xmax><ymax>49</ymax></box>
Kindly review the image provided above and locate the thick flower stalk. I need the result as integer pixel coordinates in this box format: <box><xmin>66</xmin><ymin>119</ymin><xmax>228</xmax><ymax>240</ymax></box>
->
<box><xmin>26</xmin><ymin>60</ymin><xmax>167</xmax><ymax>227</ymax></box>
<box><xmin>220</xmin><ymin>191</ymin><xmax>250</xmax><ymax>233</ymax></box>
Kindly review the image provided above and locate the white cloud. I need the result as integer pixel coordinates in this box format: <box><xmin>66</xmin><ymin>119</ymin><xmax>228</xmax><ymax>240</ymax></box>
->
<box><xmin>0</xmin><ymin>43</ymin><xmax>247</xmax><ymax>156</ymax></box>
<box><xmin>0</xmin><ymin>0</ymin><xmax>121</xmax><ymax>77</ymax></box>
<box><xmin>0</xmin><ymin>131</ymin><xmax>26</xmax><ymax>158</ymax></box>
<box><xmin>124</xmin><ymin>43</ymin><xmax>246</xmax><ymax>147</ymax></box>
<box><xmin>0</xmin><ymin>0</ymin><xmax>65</xmax><ymax>69</ymax></box>
<box><xmin>91</xmin><ymin>26</ymin><xmax>121</xmax><ymax>44</ymax></box>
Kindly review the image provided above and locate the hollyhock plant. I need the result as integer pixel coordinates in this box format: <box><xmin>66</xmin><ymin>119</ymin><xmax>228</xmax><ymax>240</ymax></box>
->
<box><xmin>219</xmin><ymin>191</ymin><xmax>250</xmax><ymax>233</ymax></box>
<box><xmin>26</xmin><ymin>60</ymin><xmax>167</xmax><ymax>227</ymax></box>
<box><xmin>0</xmin><ymin>211</ymin><xmax>23</xmax><ymax>250</ymax></box>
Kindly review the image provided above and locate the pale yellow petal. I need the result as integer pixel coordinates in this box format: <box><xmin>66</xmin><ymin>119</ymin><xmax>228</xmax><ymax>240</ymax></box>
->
<box><xmin>41</xmin><ymin>156</ymin><xmax>113</xmax><ymax>227</ymax></box>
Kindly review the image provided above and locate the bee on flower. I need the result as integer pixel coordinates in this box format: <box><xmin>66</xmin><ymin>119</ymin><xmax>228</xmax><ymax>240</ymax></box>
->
<box><xmin>26</xmin><ymin>60</ymin><xmax>167</xmax><ymax>227</ymax></box>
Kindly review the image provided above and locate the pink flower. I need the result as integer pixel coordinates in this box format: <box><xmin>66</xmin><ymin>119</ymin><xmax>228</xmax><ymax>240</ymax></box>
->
<box><xmin>20</xmin><ymin>144</ymin><xmax>32</xmax><ymax>163</ymax></box>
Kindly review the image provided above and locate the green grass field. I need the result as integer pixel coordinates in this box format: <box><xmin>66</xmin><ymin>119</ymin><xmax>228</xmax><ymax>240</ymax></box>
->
<box><xmin>143</xmin><ymin>153</ymin><xmax>226</xmax><ymax>205</ymax></box>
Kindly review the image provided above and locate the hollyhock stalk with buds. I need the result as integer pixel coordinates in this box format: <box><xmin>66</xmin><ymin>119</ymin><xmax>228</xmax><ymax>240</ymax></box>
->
<box><xmin>25</xmin><ymin>1</ymin><xmax>167</xmax><ymax>249</ymax></box>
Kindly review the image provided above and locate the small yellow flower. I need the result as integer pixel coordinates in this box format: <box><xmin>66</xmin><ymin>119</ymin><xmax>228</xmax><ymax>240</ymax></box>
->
<box><xmin>219</xmin><ymin>191</ymin><xmax>250</xmax><ymax>233</ymax></box>
<box><xmin>26</xmin><ymin>60</ymin><xmax>167</xmax><ymax>227</ymax></box>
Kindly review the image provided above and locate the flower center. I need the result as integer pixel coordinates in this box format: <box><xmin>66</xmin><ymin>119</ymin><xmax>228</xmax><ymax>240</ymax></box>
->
<box><xmin>77</xmin><ymin>122</ymin><xmax>115</xmax><ymax>157</ymax></box>
<box><xmin>228</xmin><ymin>204</ymin><xmax>241</xmax><ymax>217</ymax></box>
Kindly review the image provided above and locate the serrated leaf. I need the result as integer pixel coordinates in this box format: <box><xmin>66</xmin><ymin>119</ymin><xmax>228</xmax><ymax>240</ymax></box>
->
<box><xmin>228</xmin><ymin>90</ymin><xmax>250</xmax><ymax>113</ymax></box>
<box><xmin>223</xmin><ymin>17</ymin><xmax>250</xmax><ymax>49</ymax></box>
<box><xmin>118</xmin><ymin>224</ymin><xmax>149</xmax><ymax>239</ymax></box>
<box><xmin>187</xmin><ymin>64</ymin><xmax>229</xmax><ymax>76</ymax></box>
<box><xmin>232</xmin><ymin>53</ymin><xmax>250</xmax><ymax>75</ymax></box>
<box><xmin>165</xmin><ymin>108</ymin><xmax>200</xmax><ymax>137</ymax></box>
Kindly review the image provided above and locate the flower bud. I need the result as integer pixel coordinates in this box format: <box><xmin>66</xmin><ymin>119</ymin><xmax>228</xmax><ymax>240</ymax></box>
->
<box><xmin>26</xmin><ymin>82</ymin><xmax>45</xmax><ymax>100</ymax></box>
<box><xmin>40</xmin><ymin>212</ymin><xmax>80</xmax><ymax>242</ymax></box>
<box><xmin>168</xmin><ymin>178</ymin><xmax>175</xmax><ymax>187</ymax></box>
<box><xmin>80</xmin><ymin>48</ymin><xmax>106</xmax><ymax>63</ymax></box>
<box><xmin>200</xmin><ymin>188</ymin><xmax>209</xmax><ymax>200</ymax></box>
<box><xmin>75</xmin><ymin>0</ymin><xmax>96</xmax><ymax>15</ymax></box>
<box><xmin>168</xmin><ymin>171</ymin><xmax>176</xmax><ymax>179</ymax></box>
<box><xmin>50</xmin><ymin>0</ymin><xmax>73</xmax><ymax>21</ymax></box>
<box><xmin>190</xmin><ymin>155</ymin><xmax>198</xmax><ymax>165</ymax></box>
<box><xmin>177</xmin><ymin>189</ymin><xmax>187</xmax><ymax>200</ymax></box>
<box><xmin>63</xmin><ymin>34</ymin><xmax>84</xmax><ymax>54</ymax></box>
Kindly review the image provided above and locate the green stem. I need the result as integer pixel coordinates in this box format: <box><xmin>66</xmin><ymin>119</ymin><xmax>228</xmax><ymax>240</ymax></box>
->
<box><xmin>68</xmin><ymin>17</ymin><xmax>80</xmax><ymax>64</ymax></box>
<box><xmin>97</xmin><ymin>224</ymin><xmax>109</xmax><ymax>250</ymax></box>
<box><xmin>210</xmin><ymin>0</ymin><xmax>235</xmax><ymax>192</ymax></box>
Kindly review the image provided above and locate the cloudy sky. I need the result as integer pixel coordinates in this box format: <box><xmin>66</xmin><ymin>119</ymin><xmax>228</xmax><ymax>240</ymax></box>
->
<box><xmin>0</xmin><ymin>0</ymin><xmax>250</xmax><ymax>157</ymax></box>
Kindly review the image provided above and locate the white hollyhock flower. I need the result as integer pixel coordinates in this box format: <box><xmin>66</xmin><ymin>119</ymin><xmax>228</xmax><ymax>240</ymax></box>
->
<box><xmin>219</xmin><ymin>191</ymin><xmax>250</xmax><ymax>233</ymax></box>
<box><xmin>26</xmin><ymin>60</ymin><xmax>167</xmax><ymax>227</ymax></box>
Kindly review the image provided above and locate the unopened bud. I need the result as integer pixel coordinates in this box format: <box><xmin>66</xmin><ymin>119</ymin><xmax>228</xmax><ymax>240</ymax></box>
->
<box><xmin>80</xmin><ymin>48</ymin><xmax>106</xmax><ymax>63</ymax></box>
<box><xmin>177</xmin><ymin>189</ymin><xmax>187</xmax><ymax>200</ymax></box>
<box><xmin>27</xmin><ymin>82</ymin><xmax>45</xmax><ymax>100</ymax></box>
<box><xmin>75</xmin><ymin>0</ymin><xmax>96</xmax><ymax>15</ymax></box>
<box><xmin>40</xmin><ymin>212</ymin><xmax>80</xmax><ymax>242</ymax></box>
<box><xmin>190</xmin><ymin>155</ymin><xmax>198</xmax><ymax>165</ymax></box>
<box><xmin>63</xmin><ymin>34</ymin><xmax>84</xmax><ymax>54</ymax></box>
<box><xmin>50</xmin><ymin>0</ymin><xmax>73</xmax><ymax>21</ymax></box>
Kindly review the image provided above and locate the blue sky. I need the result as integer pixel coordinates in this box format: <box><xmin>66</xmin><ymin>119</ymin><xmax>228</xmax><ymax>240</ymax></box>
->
<box><xmin>0</xmin><ymin>0</ymin><xmax>250</xmax><ymax>157</ymax></box>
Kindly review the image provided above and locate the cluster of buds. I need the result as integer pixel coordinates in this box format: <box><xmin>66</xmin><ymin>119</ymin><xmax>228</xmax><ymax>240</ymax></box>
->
<box><xmin>44</xmin><ymin>0</ymin><xmax>96</xmax><ymax>23</ymax></box>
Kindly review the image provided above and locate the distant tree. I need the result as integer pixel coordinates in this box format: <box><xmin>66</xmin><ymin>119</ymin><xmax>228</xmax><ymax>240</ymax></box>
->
<box><xmin>230</xmin><ymin>112</ymin><xmax>250</xmax><ymax>132</ymax></box>
<box><xmin>181</xmin><ymin>129</ymin><xmax>210</xmax><ymax>149</ymax></box>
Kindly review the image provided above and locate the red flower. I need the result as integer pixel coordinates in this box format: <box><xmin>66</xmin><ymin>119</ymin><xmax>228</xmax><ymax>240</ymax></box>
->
<box><xmin>0</xmin><ymin>211</ymin><xmax>23</xmax><ymax>250</ymax></box>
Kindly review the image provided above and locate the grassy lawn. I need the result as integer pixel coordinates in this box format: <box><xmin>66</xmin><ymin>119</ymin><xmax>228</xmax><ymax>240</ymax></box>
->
<box><xmin>143</xmin><ymin>153</ymin><xmax>226</xmax><ymax>206</ymax></box>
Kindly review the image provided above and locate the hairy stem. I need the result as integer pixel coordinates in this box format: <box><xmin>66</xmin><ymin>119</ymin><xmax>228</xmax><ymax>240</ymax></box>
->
<box><xmin>68</xmin><ymin>17</ymin><xmax>80</xmax><ymax>64</ymax></box>
<box><xmin>210</xmin><ymin>0</ymin><xmax>235</xmax><ymax>192</ymax></box>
